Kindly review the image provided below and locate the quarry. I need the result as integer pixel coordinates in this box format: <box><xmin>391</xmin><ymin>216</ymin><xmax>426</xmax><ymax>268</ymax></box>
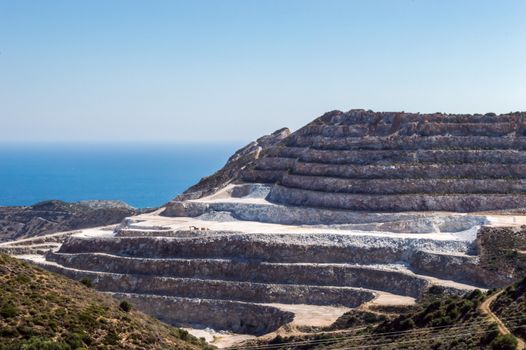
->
<box><xmin>3</xmin><ymin>109</ymin><xmax>526</xmax><ymax>348</ymax></box>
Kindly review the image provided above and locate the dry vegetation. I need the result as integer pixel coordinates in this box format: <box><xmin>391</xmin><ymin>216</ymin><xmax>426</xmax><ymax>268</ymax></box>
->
<box><xmin>477</xmin><ymin>225</ymin><xmax>526</xmax><ymax>281</ymax></box>
<box><xmin>0</xmin><ymin>253</ymin><xmax>211</xmax><ymax>350</ymax></box>
<box><xmin>240</xmin><ymin>287</ymin><xmax>521</xmax><ymax>350</ymax></box>
<box><xmin>492</xmin><ymin>276</ymin><xmax>526</xmax><ymax>342</ymax></box>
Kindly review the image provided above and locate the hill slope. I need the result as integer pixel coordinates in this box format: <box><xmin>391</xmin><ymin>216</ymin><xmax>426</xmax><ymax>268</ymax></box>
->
<box><xmin>0</xmin><ymin>200</ymin><xmax>140</xmax><ymax>242</ymax></box>
<box><xmin>492</xmin><ymin>276</ymin><xmax>526</xmax><ymax>343</ymax></box>
<box><xmin>0</xmin><ymin>253</ymin><xmax>210</xmax><ymax>350</ymax></box>
<box><xmin>244</xmin><ymin>286</ymin><xmax>524</xmax><ymax>349</ymax></box>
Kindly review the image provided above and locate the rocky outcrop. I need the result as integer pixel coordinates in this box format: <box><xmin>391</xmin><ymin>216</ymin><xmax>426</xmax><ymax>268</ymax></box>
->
<box><xmin>112</xmin><ymin>293</ymin><xmax>294</xmax><ymax>335</ymax></box>
<box><xmin>0</xmin><ymin>200</ymin><xmax>140</xmax><ymax>242</ymax></box>
<box><xmin>176</xmin><ymin>127</ymin><xmax>290</xmax><ymax>200</ymax></box>
<box><xmin>162</xmin><ymin>196</ymin><xmax>487</xmax><ymax>232</ymax></box>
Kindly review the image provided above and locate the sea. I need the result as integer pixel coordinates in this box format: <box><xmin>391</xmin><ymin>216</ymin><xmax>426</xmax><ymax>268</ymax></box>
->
<box><xmin>0</xmin><ymin>143</ymin><xmax>241</xmax><ymax>208</ymax></box>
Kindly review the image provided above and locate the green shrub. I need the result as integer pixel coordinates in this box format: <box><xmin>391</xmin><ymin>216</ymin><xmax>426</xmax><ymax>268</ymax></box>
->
<box><xmin>423</xmin><ymin>311</ymin><xmax>441</xmax><ymax>325</ymax></box>
<box><xmin>15</xmin><ymin>275</ymin><xmax>31</xmax><ymax>284</ymax></box>
<box><xmin>119</xmin><ymin>300</ymin><xmax>132</xmax><ymax>313</ymax></box>
<box><xmin>481</xmin><ymin>324</ymin><xmax>500</xmax><ymax>345</ymax></box>
<box><xmin>0</xmin><ymin>326</ymin><xmax>18</xmax><ymax>337</ymax></box>
<box><xmin>447</xmin><ymin>307</ymin><xmax>460</xmax><ymax>320</ymax></box>
<box><xmin>426</xmin><ymin>301</ymin><xmax>442</xmax><ymax>312</ymax></box>
<box><xmin>65</xmin><ymin>333</ymin><xmax>84</xmax><ymax>348</ymax></box>
<box><xmin>102</xmin><ymin>331</ymin><xmax>119</xmax><ymax>345</ymax></box>
<box><xmin>362</xmin><ymin>312</ymin><xmax>380</xmax><ymax>323</ymax></box>
<box><xmin>490</xmin><ymin>334</ymin><xmax>518</xmax><ymax>350</ymax></box>
<box><xmin>459</xmin><ymin>300</ymin><xmax>474</xmax><ymax>314</ymax></box>
<box><xmin>17</xmin><ymin>325</ymin><xmax>35</xmax><ymax>337</ymax></box>
<box><xmin>178</xmin><ymin>329</ymin><xmax>189</xmax><ymax>341</ymax></box>
<box><xmin>399</xmin><ymin>318</ymin><xmax>415</xmax><ymax>330</ymax></box>
<box><xmin>79</xmin><ymin>278</ymin><xmax>92</xmax><ymax>288</ymax></box>
<box><xmin>0</xmin><ymin>304</ymin><xmax>18</xmax><ymax>318</ymax></box>
<box><xmin>468</xmin><ymin>289</ymin><xmax>483</xmax><ymax>300</ymax></box>
<box><xmin>19</xmin><ymin>337</ymin><xmax>71</xmax><ymax>350</ymax></box>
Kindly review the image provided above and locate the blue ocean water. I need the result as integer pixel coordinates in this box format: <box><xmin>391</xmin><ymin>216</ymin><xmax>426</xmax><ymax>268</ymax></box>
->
<box><xmin>0</xmin><ymin>143</ymin><xmax>240</xmax><ymax>208</ymax></box>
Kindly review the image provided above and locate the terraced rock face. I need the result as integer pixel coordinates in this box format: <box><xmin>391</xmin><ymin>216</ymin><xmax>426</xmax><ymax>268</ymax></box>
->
<box><xmin>238</xmin><ymin>110</ymin><xmax>526</xmax><ymax>212</ymax></box>
<box><xmin>1</xmin><ymin>204</ymin><xmax>496</xmax><ymax>339</ymax></box>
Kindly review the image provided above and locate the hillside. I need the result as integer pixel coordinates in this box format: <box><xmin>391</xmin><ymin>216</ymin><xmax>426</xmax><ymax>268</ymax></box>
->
<box><xmin>476</xmin><ymin>226</ymin><xmax>526</xmax><ymax>284</ymax></box>
<box><xmin>0</xmin><ymin>200</ymin><xmax>141</xmax><ymax>242</ymax></box>
<box><xmin>492</xmin><ymin>276</ymin><xmax>526</xmax><ymax>343</ymax></box>
<box><xmin>243</xmin><ymin>287</ymin><xmax>522</xmax><ymax>349</ymax></box>
<box><xmin>0</xmin><ymin>253</ymin><xmax>210</xmax><ymax>350</ymax></box>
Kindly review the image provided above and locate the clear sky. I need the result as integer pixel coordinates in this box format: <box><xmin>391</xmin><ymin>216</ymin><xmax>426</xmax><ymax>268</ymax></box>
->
<box><xmin>1</xmin><ymin>0</ymin><xmax>525</xmax><ymax>143</ymax></box>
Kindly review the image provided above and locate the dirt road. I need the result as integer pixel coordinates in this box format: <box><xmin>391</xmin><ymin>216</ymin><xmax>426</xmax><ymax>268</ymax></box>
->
<box><xmin>479</xmin><ymin>290</ymin><xmax>525</xmax><ymax>350</ymax></box>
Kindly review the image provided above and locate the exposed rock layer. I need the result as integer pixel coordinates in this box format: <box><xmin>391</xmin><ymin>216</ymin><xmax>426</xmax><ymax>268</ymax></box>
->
<box><xmin>225</xmin><ymin>110</ymin><xmax>526</xmax><ymax>212</ymax></box>
<box><xmin>176</xmin><ymin>127</ymin><xmax>290</xmax><ymax>201</ymax></box>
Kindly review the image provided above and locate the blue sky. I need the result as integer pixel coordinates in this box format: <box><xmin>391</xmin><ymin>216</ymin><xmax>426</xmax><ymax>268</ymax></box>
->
<box><xmin>1</xmin><ymin>0</ymin><xmax>525</xmax><ymax>143</ymax></box>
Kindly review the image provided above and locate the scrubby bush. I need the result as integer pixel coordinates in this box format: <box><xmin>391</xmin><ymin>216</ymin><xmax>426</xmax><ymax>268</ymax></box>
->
<box><xmin>481</xmin><ymin>324</ymin><xmax>500</xmax><ymax>345</ymax></box>
<box><xmin>178</xmin><ymin>329</ymin><xmax>190</xmax><ymax>341</ymax></box>
<box><xmin>447</xmin><ymin>307</ymin><xmax>460</xmax><ymax>320</ymax></box>
<box><xmin>468</xmin><ymin>289</ymin><xmax>483</xmax><ymax>300</ymax></box>
<box><xmin>119</xmin><ymin>300</ymin><xmax>132</xmax><ymax>313</ymax></box>
<box><xmin>363</xmin><ymin>312</ymin><xmax>380</xmax><ymax>324</ymax></box>
<box><xmin>399</xmin><ymin>318</ymin><xmax>415</xmax><ymax>330</ymax></box>
<box><xmin>430</xmin><ymin>316</ymin><xmax>452</xmax><ymax>327</ymax></box>
<box><xmin>64</xmin><ymin>333</ymin><xmax>84</xmax><ymax>348</ymax></box>
<box><xmin>426</xmin><ymin>301</ymin><xmax>442</xmax><ymax>312</ymax></box>
<box><xmin>0</xmin><ymin>304</ymin><xmax>17</xmax><ymax>318</ymax></box>
<box><xmin>102</xmin><ymin>330</ymin><xmax>119</xmax><ymax>345</ymax></box>
<box><xmin>79</xmin><ymin>278</ymin><xmax>92</xmax><ymax>288</ymax></box>
<box><xmin>490</xmin><ymin>334</ymin><xmax>518</xmax><ymax>350</ymax></box>
<box><xmin>459</xmin><ymin>299</ymin><xmax>474</xmax><ymax>314</ymax></box>
<box><xmin>19</xmin><ymin>337</ymin><xmax>70</xmax><ymax>350</ymax></box>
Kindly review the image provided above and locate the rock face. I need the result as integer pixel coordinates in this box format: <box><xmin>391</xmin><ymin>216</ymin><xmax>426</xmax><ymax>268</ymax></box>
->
<box><xmin>0</xmin><ymin>200</ymin><xmax>140</xmax><ymax>242</ymax></box>
<box><xmin>236</xmin><ymin>109</ymin><xmax>526</xmax><ymax>212</ymax></box>
<box><xmin>176</xmin><ymin>127</ymin><xmax>290</xmax><ymax>201</ymax></box>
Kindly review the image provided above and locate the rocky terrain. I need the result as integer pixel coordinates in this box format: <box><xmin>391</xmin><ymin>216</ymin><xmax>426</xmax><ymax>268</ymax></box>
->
<box><xmin>0</xmin><ymin>200</ymin><xmax>141</xmax><ymax>242</ymax></box>
<box><xmin>177</xmin><ymin>127</ymin><xmax>290</xmax><ymax>201</ymax></box>
<box><xmin>0</xmin><ymin>253</ymin><xmax>210</xmax><ymax>350</ymax></box>
<box><xmin>2</xmin><ymin>109</ymin><xmax>526</xmax><ymax>348</ymax></box>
